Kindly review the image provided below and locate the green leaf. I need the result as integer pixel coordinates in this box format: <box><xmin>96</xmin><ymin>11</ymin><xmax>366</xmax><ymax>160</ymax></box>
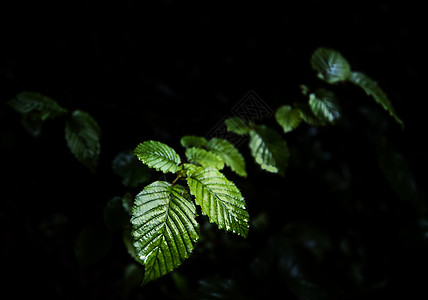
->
<box><xmin>296</xmin><ymin>104</ymin><xmax>328</xmax><ymax>126</ymax></box>
<box><xmin>249</xmin><ymin>125</ymin><xmax>289</xmax><ymax>176</ymax></box>
<box><xmin>185</xmin><ymin>147</ymin><xmax>225</xmax><ymax>170</ymax></box>
<box><xmin>131</xmin><ymin>181</ymin><xmax>199</xmax><ymax>284</ymax></box>
<box><xmin>65</xmin><ymin>110</ymin><xmax>101</xmax><ymax>172</ymax></box>
<box><xmin>225</xmin><ymin>117</ymin><xmax>251</xmax><ymax>135</ymax></box>
<box><xmin>181</xmin><ymin>136</ymin><xmax>208</xmax><ymax>148</ymax></box>
<box><xmin>75</xmin><ymin>223</ymin><xmax>113</xmax><ymax>267</ymax></box>
<box><xmin>377</xmin><ymin>138</ymin><xmax>423</xmax><ymax>211</ymax></box>
<box><xmin>308</xmin><ymin>89</ymin><xmax>342</xmax><ymax>123</ymax></box>
<box><xmin>311</xmin><ymin>48</ymin><xmax>351</xmax><ymax>84</ymax></box>
<box><xmin>275</xmin><ymin>105</ymin><xmax>303</xmax><ymax>133</ymax></box>
<box><xmin>350</xmin><ymin>71</ymin><xmax>404</xmax><ymax>128</ymax></box>
<box><xmin>206</xmin><ymin>138</ymin><xmax>247</xmax><ymax>177</ymax></box>
<box><xmin>134</xmin><ymin>140</ymin><xmax>181</xmax><ymax>174</ymax></box>
<box><xmin>8</xmin><ymin>92</ymin><xmax>68</xmax><ymax>120</ymax></box>
<box><xmin>112</xmin><ymin>151</ymin><xmax>153</xmax><ymax>187</ymax></box>
<box><xmin>186</xmin><ymin>167</ymin><xmax>249</xmax><ymax>237</ymax></box>
<box><xmin>103</xmin><ymin>196</ymin><xmax>130</xmax><ymax>233</ymax></box>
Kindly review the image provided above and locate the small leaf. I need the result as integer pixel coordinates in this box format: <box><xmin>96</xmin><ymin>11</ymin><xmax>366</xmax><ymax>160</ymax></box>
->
<box><xmin>181</xmin><ymin>136</ymin><xmax>208</xmax><ymax>148</ymax></box>
<box><xmin>350</xmin><ymin>71</ymin><xmax>404</xmax><ymax>128</ymax></box>
<box><xmin>296</xmin><ymin>104</ymin><xmax>328</xmax><ymax>126</ymax></box>
<box><xmin>104</xmin><ymin>196</ymin><xmax>130</xmax><ymax>233</ymax></box>
<box><xmin>206</xmin><ymin>138</ymin><xmax>247</xmax><ymax>177</ymax></box>
<box><xmin>249</xmin><ymin>125</ymin><xmax>289</xmax><ymax>176</ymax></box>
<box><xmin>311</xmin><ymin>48</ymin><xmax>351</xmax><ymax>84</ymax></box>
<box><xmin>275</xmin><ymin>105</ymin><xmax>303</xmax><ymax>133</ymax></box>
<box><xmin>185</xmin><ymin>147</ymin><xmax>225</xmax><ymax>169</ymax></box>
<box><xmin>377</xmin><ymin>138</ymin><xmax>423</xmax><ymax>210</ymax></box>
<box><xmin>8</xmin><ymin>92</ymin><xmax>68</xmax><ymax>120</ymax></box>
<box><xmin>75</xmin><ymin>223</ymin><xmax>113</xmax><ymax>267</ymax></box>
<box><xmin>112</xmin><ymin>151</ymin><xmax>153</xmax><ymax>187</ymax></box>
<box><xmin>186</xmin><ymin>167</ymin><xmax>249</xmax><ymax>237</ymax></box>
<box><xmin>134</xmin><ymin>140</ymin><xmax>181</xmax><ymax>174</ymax></box>
<box><xmin>308</xmin><ymin>89</ymin><xmax>342</xmax><ymax>123</ymax></box>
<box><xmin>131</xmin><ymin>181</ymin><xmax>199</xmax><ymax>284</ymax></box>
<box><xmin>225</xmin><ymin>117</ymin><xmax>251</xmax><ymax>135</ymax></box>
<box><xmin>65</xmin><ymin>110</ymin><xmax>101</xmax><ymax>172</ymax></box>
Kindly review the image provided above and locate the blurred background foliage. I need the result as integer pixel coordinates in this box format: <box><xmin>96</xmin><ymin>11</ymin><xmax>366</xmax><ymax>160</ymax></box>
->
<box><xmin>1</xmin><ymin>1</ymin><xmax>426</xmax><ymax>299</ymax></box>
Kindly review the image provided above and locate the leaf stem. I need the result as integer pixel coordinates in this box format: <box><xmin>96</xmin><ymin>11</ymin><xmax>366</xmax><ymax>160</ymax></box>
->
<box><xmin>171</xmin><ymin>174</ymin><xmax>182</xmax><ymax>186</ymax></box>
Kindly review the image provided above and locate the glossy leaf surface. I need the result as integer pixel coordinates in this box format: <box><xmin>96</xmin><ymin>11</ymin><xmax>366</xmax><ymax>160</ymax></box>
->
<box><xmin>134</xmin><ymin>140</ymin><xmax>181</xmax><ymax>174</ymax></box>
<box><xmin>206</xmin><ymin>138</ymin><xmax>247</xmax><ymax>177</ymax></box>
<box><xmin>186</xmin><ymin>167</ymin><xmax>249</xmax><ymax>237</ymax></box>
<box><xmin>185</xmin><ymin>147</ymin><xmax>225</xmax><ymax>169</ymax></box>
<box><xmin>131</xmin><ymin>181</ymin><xmax>199</xmax><ymax>284</ymax></box>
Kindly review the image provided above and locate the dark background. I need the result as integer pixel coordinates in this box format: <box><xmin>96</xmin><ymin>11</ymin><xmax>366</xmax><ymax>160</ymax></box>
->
<box><xmin>1</xmin><ymin>1</ymin><xmax>427</xmax><ymax>299</ymax></box>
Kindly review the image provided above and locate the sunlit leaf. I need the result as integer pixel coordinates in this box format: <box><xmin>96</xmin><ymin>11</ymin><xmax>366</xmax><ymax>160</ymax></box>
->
<box><xmin>186</xmin><ymin>167</ymin><xmax>249</xmax><ymax>237</ymax></box>
<box><xmin>185</xmin><ymin>147</ymin><xmax>225</xmax><ymax>169</ymax></box>
<box><xmin>134</xmin><ymin>140</ymin><xmax>181</xmax><ymax>174</ymax></box>
<box><xmin>131</xmin><ymin>181</ymin><xmax>199</xmax><ymax>284</ymax></box>
<box><xmin>350</xmin><ymin>71</ymin><xmax>404</xmax><ymax>128</ymax></box>
<box><xmin>249</xmin><ymin>125</ymin><xmax>289</xmax><ymax>176</ymax></box>
<box><xmin>225</xmin><ymin>117</ymin><xmax>251</xmax><ymax>135</ymax></box>
<box><xmin>311</xmin><ymin>48</ymin><xmax>351</xmax><ymax>84</ymax></box>
<box><xmin>206</xmin><ymin>138</ymin><xmax>247</xmax><ymax>177</ymax></box>
<box><xmin>65</xmin><ymin>110</ymin><xmax>101</xmax><ymax>172</ymax></box>
<box><xmin>296</xmin><ymin>104</ymin><xmax>328</xmax><ymax>126</ymax></box>
<box><xmin>308</xmin><ymin>89</ymin><xmax>342</xmax><ymax>123</ymax></box>
<box><xmin>180</xmin><ymin>136</ymin><xmax>208</xmax><ymax>148</ymax></box>
<box><xmin>275</xmin><ymin>105</ymin><xmax>303</xmax><ymax>133</ymax></box>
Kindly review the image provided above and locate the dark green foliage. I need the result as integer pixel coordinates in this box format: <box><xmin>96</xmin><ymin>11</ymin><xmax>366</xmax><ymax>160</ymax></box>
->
<box><xmin>131</xmin><ymin>139</ymin><xmax>250</xmax><ymax>283</ymax></box>
<box><xmin>8</xmin><ymin>92</ymin><xmax>101</xmax><ymax>171</ymax></box>
<box><xmin>65</xmin><ymin>110</ymin><xmax>101</xmax><ymax>173</ymax></box>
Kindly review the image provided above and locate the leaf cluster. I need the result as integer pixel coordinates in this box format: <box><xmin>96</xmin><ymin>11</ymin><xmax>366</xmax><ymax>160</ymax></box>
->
<box><xmin>8</xmin><ymin>92</ymin><xmax>101</xmax><ymax>172</ymax></box>
<box><xmin>131</xmin><ymin>138</ymin><xmax>249</xmax><ymax>284</ymax></box>
<box><xmin>128</xmin><ymin>47</ymin><xmax>405</xmax><ymax>285</ymax></box>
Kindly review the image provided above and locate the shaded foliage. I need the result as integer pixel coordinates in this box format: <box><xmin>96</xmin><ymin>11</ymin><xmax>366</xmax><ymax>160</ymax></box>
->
<box><xmin>1</xmin><ymin>1</ymin><xmax>426</xmax><ymax>299</ymax></box>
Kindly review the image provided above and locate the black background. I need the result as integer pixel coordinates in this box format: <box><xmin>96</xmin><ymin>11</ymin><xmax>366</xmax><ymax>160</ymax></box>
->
<box><xmin>1</xmin><ymin>1</ymin><xmax>427</xmax><ymax>299</ymax></box>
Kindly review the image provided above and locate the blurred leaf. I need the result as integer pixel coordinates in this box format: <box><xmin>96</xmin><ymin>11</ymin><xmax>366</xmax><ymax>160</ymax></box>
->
<box><xmin>75</xmin><ymin>223</ymin><xmax>113</xmax><ymax>267</ymax></box>
<box><xmin>197</xmin><ymin>277</ymin><xmax>245</xmax><ymax>300</ymax></box>
<box><xmin>181</xmin><ymin>136</ymin><xmax>208</xmax><ymax>148</ymax></box>
<box><xmin>65</xmin><ymin>110</ymin><xmax>101</xmax><ymax>172</ymax></box>
<box><xmin>350</xmin><ymin>72</ymin><xmax>404</xmax><ymax>128</ymax></box>
<box><xmin>131</xmin><ymin>181</ymin><xmax>199</xmax><ymax>284</ymax></box>
<box><xmin>275</xmin><ymin>105</ymin><xmax>303</xmax><ymax>133</ymax></box>
<box><xmin>185</xmin><ymin>147</ymin><xmax>225</xmax><ymax>169</ymax></box>
<box><xmin>112</xmin><ymin>151</ymin><xmax>153</xmax><ymax>187</ymax></box>
<box><xmin>134</xmin><ymin>140</ymin><xmax>181</xmax><ymax>174</ymax></box>
<box><xmin>20</xmin><ymin>113</ymin><xmax>44</xmax><ymax>137</ymax></box>
<box><xmin>104</xmin><ymin>196</ymin><xmax>130</xmax><ymax>233</ymax></box>
<box><xmin>225</xmin><ymin>117</ymin><xmax>251</xmax><ymax>135</ymax></box>
<box><xmin>186</xmin><ymin>166</ymin><xmax>249</xmax><ymax>237</ymax></box>
<box><xmin>249</xmin><ymin>125</ymin><xmax>289</xmax><ymax>176</ymax></box>
<box><xmin>8</xmin><ymin>91</ymin><xmax>67</xmax><ymax>121</ymax></box>
<box><xmin>310</xmin><ymin>48</ymin><xmax>351</xmax><ymax>84</ymax></box>
<box><xmin>296</xmin><ymin>104</ymin><xmax>328</xmax><ymax>126</ymax></box>
<box><xmin>308</xmin><ymin>89</ymin><xmax>342</xmax><ymax>124</ymax></box>
<box><xmin>377</xmin><ymin>138</ymin><xmax>424</xmax><ymax>211</ymax></box>
<box><xmin>206</xmin><ymin>138</ymin><xmax>247</xmax><ymax>177</ymax></box>
<box><xmin>123</xmin><ymin>263</ymin><xmax>144</xmax><ymax>298</ymax></box>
